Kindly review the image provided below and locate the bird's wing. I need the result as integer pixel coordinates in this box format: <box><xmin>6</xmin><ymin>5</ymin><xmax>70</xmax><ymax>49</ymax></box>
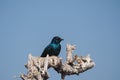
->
<box><xmin>41</xmin><ymin>44</ymin><xmax>53</xmax><ymax>57</ymax></box>
<box><xmin>56</xmin><ymin>44</ymin><xmax>61</xmax><ymax>56</ymax></box>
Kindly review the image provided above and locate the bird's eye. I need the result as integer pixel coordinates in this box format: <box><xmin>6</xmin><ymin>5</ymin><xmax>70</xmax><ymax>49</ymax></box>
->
<box><xmin>57</xmin><ymin>38</ymin><xmax>60</xmax><ymax>40</ymax></box>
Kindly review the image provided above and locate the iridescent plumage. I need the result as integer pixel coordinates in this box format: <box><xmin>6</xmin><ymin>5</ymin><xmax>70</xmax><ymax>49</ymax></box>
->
<box><xmin>41</xmin><ymin>36</ymin><xmax>63</xmax><ymax>57</ymax></box>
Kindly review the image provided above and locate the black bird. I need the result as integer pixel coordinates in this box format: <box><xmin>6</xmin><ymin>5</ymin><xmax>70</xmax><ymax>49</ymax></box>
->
<box><xmin>41</xmin><ymin>36</ymin><xmax>63</xmax><ymax>57</ymax></box>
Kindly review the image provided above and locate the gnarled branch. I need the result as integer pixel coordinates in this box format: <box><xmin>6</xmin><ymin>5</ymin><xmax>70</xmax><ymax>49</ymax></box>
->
<box><xmin>20</xmin><ymin>43</ymin><xmax>95</xmax><ymax>80</ymax></box>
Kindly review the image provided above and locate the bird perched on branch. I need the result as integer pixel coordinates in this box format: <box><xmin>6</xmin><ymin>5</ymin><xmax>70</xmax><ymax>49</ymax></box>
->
<box><xmin>41</xmin><ymin>36</ymin><xmax>63</xmax><ymax>57</ymax></box>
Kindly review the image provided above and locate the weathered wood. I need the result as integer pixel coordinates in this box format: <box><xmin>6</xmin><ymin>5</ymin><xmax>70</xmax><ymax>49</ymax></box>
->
<box><xmin>20</xmin><ymin>43</ymin><xmax>95</xmax><ymax>80</ymax></box>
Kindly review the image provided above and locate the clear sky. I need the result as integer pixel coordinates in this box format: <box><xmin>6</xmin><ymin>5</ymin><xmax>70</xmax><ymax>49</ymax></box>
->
<box><xmin>0</xmin><ymin>0</ymin><xmax>120</xmax><ymax>80</ymax></box>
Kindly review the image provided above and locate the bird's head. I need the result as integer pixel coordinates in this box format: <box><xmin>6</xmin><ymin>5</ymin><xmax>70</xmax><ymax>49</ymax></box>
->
<box><xmin>51</xmin><ymin>36</ymin><xmax>63</xmax><ymax>44</ymax></box>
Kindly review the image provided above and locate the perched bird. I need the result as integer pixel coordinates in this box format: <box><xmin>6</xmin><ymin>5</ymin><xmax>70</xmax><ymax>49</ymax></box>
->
<box><xmin>41</xmin><ymin>36</ymin><xmax>63</xmax><ymax>57</ymax></box>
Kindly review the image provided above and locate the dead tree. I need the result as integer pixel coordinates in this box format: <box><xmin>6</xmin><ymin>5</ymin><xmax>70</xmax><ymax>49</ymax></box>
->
<box><xmin>20</xmin><ymin>43</ymin><xmax>95</xmax><ymax>80</ymax></box>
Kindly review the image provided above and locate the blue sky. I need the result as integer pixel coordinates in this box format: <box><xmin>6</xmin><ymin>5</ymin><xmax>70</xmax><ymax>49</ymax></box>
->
<box><xmin>0</xmin><ymin>0</ymin><xmax>120</xmax><ymax>80</ymax></box>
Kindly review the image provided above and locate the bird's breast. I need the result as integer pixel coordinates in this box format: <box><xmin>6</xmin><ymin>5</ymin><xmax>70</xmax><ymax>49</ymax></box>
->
<box><xmin>52</xmin><ymin>44</ymin><xmax>60</xmax><ymax>49</ymax></box>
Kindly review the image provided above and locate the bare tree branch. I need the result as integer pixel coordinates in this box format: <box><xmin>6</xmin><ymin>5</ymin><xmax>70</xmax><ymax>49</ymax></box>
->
<box><xmin>20</xmin><ymin>43</ymin><xmax>95</xmax><ymax>80</ymax></box>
